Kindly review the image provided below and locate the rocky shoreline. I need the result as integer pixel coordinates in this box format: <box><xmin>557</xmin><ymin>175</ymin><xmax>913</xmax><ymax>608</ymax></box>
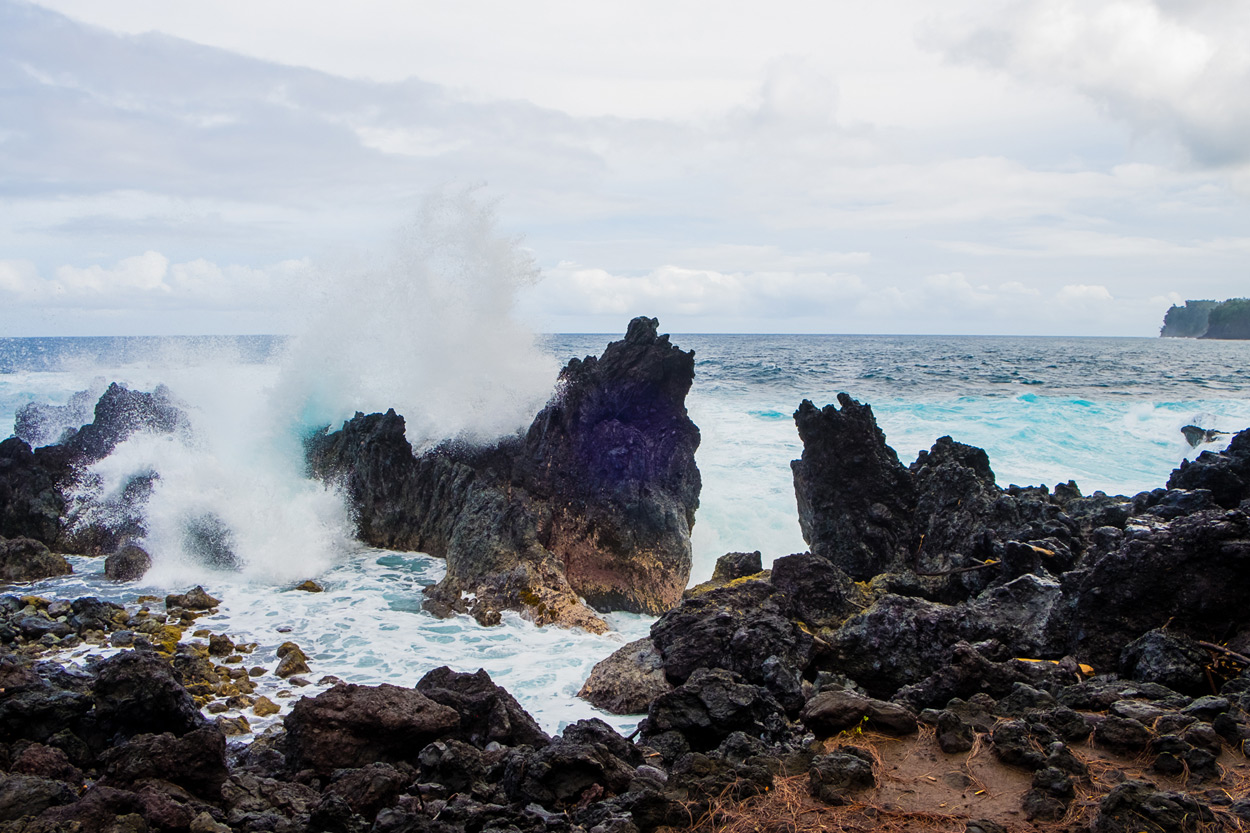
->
<box><xmin>4</xmin><ymin>321</ymin><xmax>1250</xmax><ymax>830</ymax></box>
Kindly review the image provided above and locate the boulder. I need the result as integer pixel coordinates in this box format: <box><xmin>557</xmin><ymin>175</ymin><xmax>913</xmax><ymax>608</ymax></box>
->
<box><xmin>284</xmin><ymin>682</ymin><xmax>460</xmax><ymax>773</ymax></box>
<box><xmin>1168</xmin><ymin>427</ymin><xmax>1250</xmax><ymax>508</ymax></box>
<box><xmin>415</xmin><ymin>666</ymin><xmax>550</xmax><ymax>748</ymax></box>
<box><xmin>92</xmin><ymin>650</ymin><xmax>207</xmax><ymax>740</ymax></box>
<box><xmin>503</xmin><ymin>719</ymin><xmax>639</xmax><ymax>808</ymax></box>
<box><xmin>307</xmin><ymin>317</ymin><xmax>701</xmax><ymax>627</ymax></box>
<box><xmin>791</xmin><ymin>396</ymin><xmax>914</xmax><ymax>580</ymax></box>
<box><xmin>1119</xmin><ymin>629</ymin><xmax>1209</xmax><ymax>695</ymax></box>
<box><xmin>641</xmin><ymin>667</ymin><xmax>787</xmax><ymax>752</ymax></box>
<box><xmin>1064</xmin><ymin>509</ymin><xmax>1250</xmax><ymax>669</ymax></box>
<box><xmin>104</xmin><ymin>545</ymin><xmax>152</xmax><ymax>581</ymax></box>
<box><xmin>649</xmin><ymin>578</ymin><xmax>811</xmax><ymax>688</ymax></box>
<box><xmin>1094</xmin><ymin>779</ymin><xmax>1214</xmax><ymax>832</ymax></box>
<box><xmin>808</xmin><ymin>748</ymin><xmax>876</xmax><ymax>805</ymax></box>
<box><xmin>799</xmin><ymin>689</ymin><xmax>918</xmax><ymax>736</ymax></box>
<box><xmin>0</xmin><ymin>439</ymin><xmax>64</xmax><ymax>545</ymax></box>
<box><xmin>0</xmin><ymin>537</ymin><xmax>71</xmax><ymax>583</ymax></box>
<box><xmin>99</xmin><ymin>727</ymin><xmax>228</xmax><ymax>799</ymax></box>
<box><xmin>577</xmin><ymin>637</ymin><xmax>673</xmax><ymax>715</ymax></box>
<box><xmin>0</xmin><ymin>773</ymin><xmax>76</xmax><ymax>822</ymax></box>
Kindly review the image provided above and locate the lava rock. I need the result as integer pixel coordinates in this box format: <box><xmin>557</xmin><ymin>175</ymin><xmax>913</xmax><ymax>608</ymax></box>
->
<box><xmin>92</xmin><ymin>650</ymin><xmax>207</xmax><ymax>739</ymax></box>
<box><xmin>308</xmin><ymin>318</ymin><xmax>702</xmax><ymax>625</ymax></box>
<box><xmin>1094</xmin><ymin>779</ymin><xmax>1215</xmax><ymax>832</ymax></box>
<box><xmin>791</xmin><ymin>395</ymin><xmax>915</xmax><ymax>580</ymax></box>
<box><xmin>578</xmin><ymin>637</ymin><xmax>673</xmax><ymax>715</ymax></box>
<box><xmin>799</xmin><ymin>689</ymin><xmax>918</xmax><ymax>736</ymax></box>
<box><xmin>1065</xmin><ymin>509</ymin><xmax>1250</xmax><ymax>670</ymax></box>
<box><xmin>103</xmin><ymin>544</ymin><xmax>153</xmax><ymax>582</ymax></box>
<box><xmin>415</xmin><ymin>666</ymin><xmax>551</xmax><ymax>748</ymax></box>
<box><xmin>641</xmin><ymin>667</ymin><xmax>786</xmax><ymax>752</ymax></box>
<box><xmin>1168</xmin><ymin>428</ymin><xmax>1250</xmax><ymax>508</ymax></box>
<box><xmin>807</xmin><ymin>747</ymin><xmax>876</xmax><ymax>805</ymax></box>
<box><xmin>0</xmin><ymin>537</ymin><xmax>71</xmax><ymax>583</ymax></box>
<box><xmin>1119</xmin><ymin>629</ymin><xmax>1209</xmax><ymax>695</ymax></box>
<box><xmin>284</xmin><ymin>682</ymin><xmax>460</xmax><ymax>774</ymax></box>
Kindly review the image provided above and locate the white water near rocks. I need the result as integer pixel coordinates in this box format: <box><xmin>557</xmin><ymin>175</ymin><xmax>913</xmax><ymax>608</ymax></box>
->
<box><xmin>4</xmin><ymin>333</ymin><xmax>1250</xmax><ymax>738</ymax></box>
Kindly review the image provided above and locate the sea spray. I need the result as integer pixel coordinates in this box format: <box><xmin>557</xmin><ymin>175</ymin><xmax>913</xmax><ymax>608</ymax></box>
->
<box><xmin>65</xmin><ymin>362</ymin><xmax>355</xmax><ymax>585</ymax></box>
<box><xmin>273</xmin><ymin>188</ymin><xmax>560</xmax><ymax>447</ymax></box>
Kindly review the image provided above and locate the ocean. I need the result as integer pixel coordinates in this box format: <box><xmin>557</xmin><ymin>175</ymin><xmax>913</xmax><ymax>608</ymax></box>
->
<box><xmin>3</xmin><ymin>332</ymin><xmax>1250</xmax><ymax>738</ymax></box>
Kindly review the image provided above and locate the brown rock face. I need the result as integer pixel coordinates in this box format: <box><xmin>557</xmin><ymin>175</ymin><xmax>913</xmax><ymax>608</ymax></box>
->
<box><xmin>283</xmin><ymin>683</ymin><xmax>460</xmax><ymax>774</ymax></box>
<box><xmin>577</xmin><ymin>637</ymin><xmax>673</xmax><ymax>715</ymax></box>
<box><xmin>307</xmin><ymin>317</ymin><xmax>701</xmax><ymax>627</ymax></box>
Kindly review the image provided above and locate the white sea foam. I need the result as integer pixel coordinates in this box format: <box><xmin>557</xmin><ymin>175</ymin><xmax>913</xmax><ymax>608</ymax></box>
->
<box><xmin>272</xmin><ymin>189</ymin><xmax>559</xmax><ymax>447</ymax></box>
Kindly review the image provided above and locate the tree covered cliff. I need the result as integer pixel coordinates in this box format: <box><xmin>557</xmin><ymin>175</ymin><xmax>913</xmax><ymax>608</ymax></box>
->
<box><xmin>1160</xmin><ymin>298</ymin><xmax>1250</xmax><ymax>339</ymax></box>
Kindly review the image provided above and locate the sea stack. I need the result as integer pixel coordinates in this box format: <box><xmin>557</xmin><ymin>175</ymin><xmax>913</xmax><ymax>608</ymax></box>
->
<box><xmin>307</xmin><ymin>316</ymin><xmax>701</xmax><ymax>629</ymax></box>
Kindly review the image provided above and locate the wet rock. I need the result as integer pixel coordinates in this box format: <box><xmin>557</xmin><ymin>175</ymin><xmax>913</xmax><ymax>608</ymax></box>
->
<box><xmin>791</xmin><ymin>396</ymin><xmax>915</xmax><ymax>580</ymax></box>
<box><xmin>578</xmin><ymin>637</ymin><xmax>673</xmax><ymax>715</ymax></box>
<box><xmin>807</xmin><ymin>747</ymin><xmax>876</xmax><ymax>805</ymax></box>
<box><xmin>1182</xmin><ymin>425</ymin><xmax>1228</xmax><ymax>448</ymax></box>
<box><xmin>284</xmin><ymin>682</ymin><xmax>460</xmax><ymax>774</ymax></box>
<box><xmin>294</xmin><ymin>579</ymin><xmax>323</xmax><ymax>592</ymax></box>
<box><xmin>165</xmin><ymin>586</ymin><xmax>220</xmax><ymax>611</ymax></box>
<box><xmin>415</xmin><ymin>666</ymin><xmax>551</xmax><ymax>748</ymax></box>
<box><xmin>308</xmin><ymin>318</ymin><xmax>701</xmax><ymax>625</ymax></box>
<box><xmin>0</xmin><ymin>537</ymin><xmax>71</xmax><ymax>583</ymax></box>
<box><xmin>104</xmin><ymin>545</ymin><xmax>152</xmax><ymax>581</ymax></box>
<box><xmin>93</xmin><ymin>650</ymin><xmax>207</xmax><ymax>739</ymax></box>
<box><xmin>275</xmin><ymin>641</ymin><xmax>310</xmax><ymax>678</ymax></box>
<box><xmin>1094</xmin><ymin>779</ymin><xmax>1215</xmax><ymax>832</ymax></box>
<box><xmin>641</xmin><ymin>667</ymin><xmax>787</xmax><ymax>753</ymax></box>
<box><xmin>0</xmin><ymin>438</ymin><xmax>65</xmax><ymax>546</ymax></box>
<box><xmin>1168</xmin><ymin>427</ymin><xmax>1250</xmax><ymax>508</ymax></box>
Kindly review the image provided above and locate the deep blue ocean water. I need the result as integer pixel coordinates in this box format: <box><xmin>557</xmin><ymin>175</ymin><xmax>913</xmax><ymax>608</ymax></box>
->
<box><xmin>3</xmin><ymin>332</ymin><xmax>1249</xmax><ymax>735</ymax></box>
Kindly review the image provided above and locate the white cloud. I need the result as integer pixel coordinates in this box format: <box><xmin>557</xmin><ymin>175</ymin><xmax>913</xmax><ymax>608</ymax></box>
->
<box><xmin>933</xmin><ymin>1</ymin><xmax>1250</xmax><ymax>167</ymax></box>
<box><xmin>0</xmin><ymin>252</ymin><xmax>310</xmax><ymax>312</ymax></box>
<box><xmin>1058</xmin><ymin>284</ymin><xmax>1114</xmax><ymax>304</ymax></box>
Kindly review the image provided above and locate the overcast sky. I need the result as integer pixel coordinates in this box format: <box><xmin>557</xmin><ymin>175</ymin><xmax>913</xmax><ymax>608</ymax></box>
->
<box><xmin>2</xmin><ymin>0</ymin><xmax>1248</xmax><ymax>336</ymax></box>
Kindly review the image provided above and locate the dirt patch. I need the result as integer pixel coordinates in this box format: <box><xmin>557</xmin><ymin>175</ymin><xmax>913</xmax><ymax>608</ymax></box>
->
<box><xmin>669</xmin><ymin>724</ymin><xmax>1250</xmax><ymax>833</ymax></box>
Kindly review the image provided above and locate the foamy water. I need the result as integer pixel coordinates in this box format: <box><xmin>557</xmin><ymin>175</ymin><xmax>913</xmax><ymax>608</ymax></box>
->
<box><xmin>5</xmin><ymin>334</ymin><xmax>1250</xmax><ymax>736</ymax></box>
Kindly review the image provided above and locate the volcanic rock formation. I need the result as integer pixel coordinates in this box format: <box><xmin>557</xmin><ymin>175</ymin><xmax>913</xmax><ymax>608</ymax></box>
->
<box><xmin>307</xmin><ymin>316</ymin><xmax>701</xmax><ymax>630</ymax></box>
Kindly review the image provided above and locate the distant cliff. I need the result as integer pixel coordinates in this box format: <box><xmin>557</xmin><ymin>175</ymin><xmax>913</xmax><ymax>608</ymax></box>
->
<box><xmin>1160</xmin><ymin>298</ymin><xmax>1250</xmax><ymax>339</ymax></box>
<box><xmin>1203</xmin><ymin>298</ymin><xmax>1250</xmax><ymax>339</ymax></box>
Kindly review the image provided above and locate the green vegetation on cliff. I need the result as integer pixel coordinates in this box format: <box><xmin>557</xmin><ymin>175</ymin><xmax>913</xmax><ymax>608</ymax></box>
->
<box><xmin>1204</xmin><ymin>298</ymin><xmax>1250</xmax><ymax>339</ymax></box>
<box><xmin>1160</xmin><ymin>298</ymin><xmax>1250</xmax><ymax>339</ymax></box>
<box><xmin>1160</xmin><ymin>300</ymin><xmax>1217</xmax><ymax>337</ymax></box>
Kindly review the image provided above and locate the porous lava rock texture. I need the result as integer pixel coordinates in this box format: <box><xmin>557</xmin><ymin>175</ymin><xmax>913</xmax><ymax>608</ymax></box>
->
<box><xmin>791</xmin><ymin>395</ymin><xmax>914</xmax><ymax>580</ymax></box>
<box><xmin>307</xmin><ymin>316</ymin><xmax>701</xmax><ymax>629</ymax></box>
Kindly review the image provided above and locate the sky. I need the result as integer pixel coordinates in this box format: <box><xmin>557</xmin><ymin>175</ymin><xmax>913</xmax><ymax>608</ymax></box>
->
<box><xmin>1</xmin><ymin>0</ymin><xmax>1248</xmax><ymax>336</ymax></box>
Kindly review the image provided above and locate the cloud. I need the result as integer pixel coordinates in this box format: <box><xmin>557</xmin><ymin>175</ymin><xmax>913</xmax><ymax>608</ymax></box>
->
<box><xmin>0</xmin><ymin>252</ymin><xmax>310</xmax><ymax>311</ymax></box>
<box><xmin>931</xmin><ymin>1</ymin><xmax>1250</xmax><ymax>167</ymax></box>
<box><xmin>1057</xmin><ymin>284</ymin><xmax>1114</xmax><ymax>304</ymax></box>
